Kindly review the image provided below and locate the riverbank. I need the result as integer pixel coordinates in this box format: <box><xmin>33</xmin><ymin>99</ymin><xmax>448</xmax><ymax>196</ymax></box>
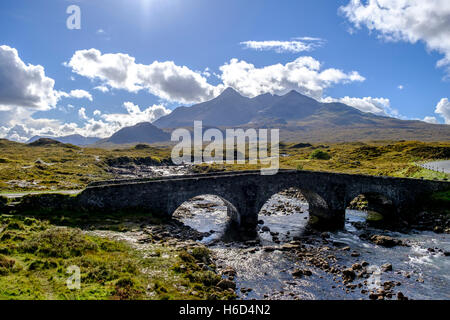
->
<box><xmin>1</xmin><ymin>140</ymin><xmax>449</xmax><ymax>193</ymax></box>
<box><xmin>0</xmin><ymin>213</ymin><xmax>236</xmax><ymax>300</ymax></box>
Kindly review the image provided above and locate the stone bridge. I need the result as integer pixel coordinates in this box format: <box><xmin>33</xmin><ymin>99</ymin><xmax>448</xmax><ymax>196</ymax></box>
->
<box><xmin>78</xmin><ymin>170</ymin><xmax>450</xmax><ymax>230</ymax></box>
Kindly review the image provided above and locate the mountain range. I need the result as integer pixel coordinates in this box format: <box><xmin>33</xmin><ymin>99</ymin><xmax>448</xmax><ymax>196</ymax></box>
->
<box><xmin>27</xmin><ymin>134</ymin><xmax>100</xmax><ymax>146</ymax></box>
<box><xmin>153</xmin><ymin>88</ymin><xmax>450</xmax><ymax>142</ymax></box>
<box><xmin>28</xmin><ymin>88</ymin><xmax>450</xmax><ymax>146</ymax></box>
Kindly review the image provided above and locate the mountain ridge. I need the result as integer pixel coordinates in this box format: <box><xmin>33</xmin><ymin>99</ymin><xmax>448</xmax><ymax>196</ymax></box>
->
<box><xmin>152</xmin><ymin>88</ymin><xmax>450</xmax><ymax>142</ymax></box>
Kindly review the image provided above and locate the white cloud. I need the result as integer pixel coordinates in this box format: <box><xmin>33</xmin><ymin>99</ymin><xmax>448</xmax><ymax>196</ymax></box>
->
<box><xmin>58</xmin><ymin>89</ymin><xmax>93</xmax><ymax>101</ymax></box>
<box><xmin>69</xmin><ymin>89</ymin><xmax>92</xmax><ymax>101</ymax></box>
<box><xmin>0</xmin><ymin>45</ymin><xmax>59</xmax><ymax>111</ymax></box>
<box><xmin>240</xmin><ymin>38</ymin><xmax>324</xmax><ymax>53</ymax></box>
<box><xmin>0</xmin><ymin>107</ymin><xmax>62</xmax><ymax>142</ymax></box>
<box><xmin>78</xmin><ymin>107</ymin><xmax>88</xmax><ymax>120</ymax></box>
<box><xmin>66</xmin><ymin>49</ymin><xmax>366</xmax><ymax>103</ymax></box>
<box><xmin>219</xmin><ymin>57</ymin><xmax>365</xmax><ymax>100</ymax></box>
<box><xmin>340</xmin><ymin>0</ymin><xmax>450</xmax><ymax>75</ymax></box>
<box><xmin>101</xmin><ymin>102</ymin><xmax>171</xmax><ymax>128</ymax></box>
<box><xmin>66</xmin><ymin>48</ymin><xmax>218</xmax><ymax>104</ymax></box>
<box><xmin>435</xmin><ymin>98</ymin><xmax>450</xmax><ymax>124</ymax></box>
<box><xmin>0</xmin><ymin>101</ymin><xmax>173</xmax><ymax>142</ymax></box>
<box><xmin>423</xmin><ymin>116</ymin><xmax>438</xmax><ymax>124</ymax></box>
<box><xmin>94</xmin><ymin>85</ymin><xmax>109</xmax><ymax>93</ymax></box>
<box><xmin>321</xmin><ymin>96</ymin><xmax>398</xmax><ymax>116</ymax></box>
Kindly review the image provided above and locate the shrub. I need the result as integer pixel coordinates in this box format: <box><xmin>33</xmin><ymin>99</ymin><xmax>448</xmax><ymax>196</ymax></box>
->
<box><xmin>191</xmin><ymin>247</ymin><xmax>210</xmax><ymax>262</ymax></box>
<box><xmin>0</xmin><ymin>254</ymin><xmax>15</xmax><ymax>275</ymax></box>
<box><xmin>309</xmin><ymin>149</ymin><xmax>331</xmax><ymax>160</ymax></box>
<box><xmin>134</xmin><ymin>144</ymin><xmax>151</xmax><ymax>150</ymax></box>
<box><xmin>21</xmin><ymin>227</ymin><xmax>98</xmax><ymax>258</ymax></box>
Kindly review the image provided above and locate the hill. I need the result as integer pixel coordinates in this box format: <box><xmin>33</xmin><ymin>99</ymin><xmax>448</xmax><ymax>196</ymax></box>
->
<box><xmin>98</xmin><ymin>122</ymin><xmax>171</xmax><ymax>145</ymax></box>
<box><xmin>27</xmin><ymin>134</ymin><xmax>100</xmax><ymax>146</ymax></box>
<box><xmin>154</xmin><ymin>88</ymin><xmax>450</xmax><ymax>142</ymax></box>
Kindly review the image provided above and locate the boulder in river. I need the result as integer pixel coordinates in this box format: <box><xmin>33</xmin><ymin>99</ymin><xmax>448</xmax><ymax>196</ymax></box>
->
<box><xmin>342</xmin><ymin>268</ymin><xmax>356</xmax><ymax>282</ymax></box>
<box><xmin>381</xmin><ymin>263</ymin><xmax>393</xmax><ymax>272</ymax></box>
<box><xmin>217</xmin><ymin>279</ymin><xmax>236</xmax><ymax>290</ymax></box>
<box><xmin>370</xmin><ymin>235</ymin><xmax>404</xmax><ymax>248</ymax></box>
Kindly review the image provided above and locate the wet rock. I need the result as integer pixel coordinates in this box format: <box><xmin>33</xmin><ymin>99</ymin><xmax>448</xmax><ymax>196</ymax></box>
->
<box><xmin>221</xmin><ymin>266</ymin><xmax>237</xmax><ymax>277</ymax></box>
<box><xmin>361</xmin><ymin>261</ymin><xmax>369</xmax><ymax>267</ymax></box>
<box><xmin>280</xmin><ymin>243</ymin><xmax>301</xmax><ymax>251</ymax></box>
<box><xmin>352</xmin><ymin>263</ymin><xmax>362</xmax><ymax>270</ymax></box>
<box><xmin>292</xmin><ymin>269</ymin><xmax>312</xmax><ymax>277</ymax></box>
<box><xmin>351</xmin><ymin>251</ymin><xmax>360</xmax><ymax>257</ymax></box>
<box><xmin>381</xmin><ymin>263</ymin><xmax>393</xmax><ymax>272</ymax></box>
<box><xmin>217</xmin><ymin>279</ymin><xmax>236</xmax><ymax>290</ymax></box>
<box><xmin>261</xmin><ymin>226</ymin><xmax>270</xmax><ymax>232</ymax></box>
<box><xmin>341</xmin><ymin>246</ymin><xmax>351</xmax><ymax>251</ymax></box>
<box><xmin>397</xmin><ymin>292</ymin><xmax>408</xmax><ymax>300</ymax></box>
<box><xmin>342</xmin><ymin>268</ymin><xmax>356</xmax><ymax>282</ymax></box>
<box><xmin>321</xmin><ymin>232</ymin><xmax>330</xmax><ymax>239</ymax></box>
<box><xmin>369</xmin><ymin>293</ymin><xmax>379</xmax><ymax>300</ymax></box>
<box><xmin>370</xmin><ymin>235</ymin><xmax>403</xmax><ymax>248</ymax></box>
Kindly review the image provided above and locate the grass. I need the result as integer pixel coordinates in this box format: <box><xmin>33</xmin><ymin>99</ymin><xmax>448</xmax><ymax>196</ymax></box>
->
<box><xmin>206</xmin><ymin>140</ymin><xmax>450</xmax><ymax>180</ymax></box>
<box><xmin>0</xmin><ymin>139</ymin><xmax>172</xmax><ymax>192</ymax></box>
<box><xmin>0</xmin><ymin>214</ymin><xmax>234</xmax><ymax>300</ymax></box>
<box><xmin>0</xmin><ymin>139</ymin><xmax>449</xmax><ymax>193</ymax></box>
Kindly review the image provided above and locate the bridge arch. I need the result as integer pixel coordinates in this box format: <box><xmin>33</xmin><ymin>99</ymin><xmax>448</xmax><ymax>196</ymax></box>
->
<box><xmin>254</xmin><ymin>181</ymin><xmax>337</xmax><ymax>230</ymax></box>
<box><xmin>346</xmin><ymin>191</ymin><xmax>396</xmax><ymax>224</ymax></box>
<box><xmin>168</xmin><ymin>192</ymin><xmax>241</xmax><ymax>225</ymax></box>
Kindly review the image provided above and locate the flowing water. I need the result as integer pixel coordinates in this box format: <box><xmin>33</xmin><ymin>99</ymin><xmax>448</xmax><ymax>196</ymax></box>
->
<box><xmin>173</xmin><ymin>194</ymin><xmax>450</xmax><ymax>300</ymax></box>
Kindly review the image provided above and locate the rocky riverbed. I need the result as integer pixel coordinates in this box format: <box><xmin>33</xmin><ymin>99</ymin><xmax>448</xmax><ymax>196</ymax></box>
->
<box><xmin>172</xmin><ymin>192</ymin><xmax>450</xmax><ymax>300</ymax></box>
<box><xmin>85</xmin><ymin>190</ymin><xmax>450</xmax><ymax>300</ymax></box>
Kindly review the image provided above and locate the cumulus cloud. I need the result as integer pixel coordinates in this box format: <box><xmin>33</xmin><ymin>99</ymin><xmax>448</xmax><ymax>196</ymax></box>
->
<box><xmin>240</xmin><ymin>38</ymin><xmax>324</xmax><ymax>53</ymax></box>
<box><xmin>340</xmin><ymin>0</ymin><xmax>450</xmax><ymax>75</ymax></box>
<box><xmin>0</xmin><ymin>107</ymin><xmax>62</xmax><ymax>142</ymax></box>
<box><xmin>321</xmin><ymin>96</ymin><xmax>398</xmax><ymax>116</ymax></box>
<box><xmin>0</xmin><ymin>45</ymin><xmax>59</xmax><ymax>111</ymax></box>
<box><xmin>94</xmin><ymin>85</ymin><xmax>109</xmax><ymax>93</ymax></box>
<box><xmin>423</xmin><ymin>116</ymin><xmax>438</xmax><ymax>124</ymax></box>
<box><xmin>78</xmin><ymin>107</ymin><xmax>88</xmax><ymax>120</ymax></box>
<box><xmin>0</xmin><ymin>45</ymin><xmax>93</xmax><ymax>114</ymax></box>
<box><xmin>435</xmin><ymin>98</ymin><xmax>450</xmax><ymax>124</ymax></box>
<box><xmin>66</xmin><ymin>49</ymin><xmax>366</xmax><ymax>103</ymax></box>
<box><xmin>58</xmin><ymin>89</ymin><xmax>93</xmax><ymax>101</ymax></box>
<box><xmin>68</xmin><ymin>89</ymin><xmax>92</xmax><ymax>101</ymax></box>
<box><xmin>66</xmin><ymin>48</ymin><xmax>218</xmax><ymax>104</ymax></box>
<box><xmin>0</xmin><ymin>101</ymin><xmax>172</xmax><ymax>142</ymax></box>
<box><xmin>100</xmin><ymin>102</ymin><xmax>172</xmax><ymax>130</ymax></box>
<box><xmin>219</xmin><ymin>57</ymin><xmax>365</xmax><ymax>99</ymax></box>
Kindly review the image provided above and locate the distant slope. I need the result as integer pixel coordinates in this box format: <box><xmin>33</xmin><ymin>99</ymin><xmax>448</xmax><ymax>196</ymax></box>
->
<box><xmin>154</xmin><ymin>87</ymin><xmax>265</xmax><ymax>128</ymax></box>
<box><xmin>153</xmin><ymin>87</ymin><xmax>450</xmax><ymax>142</ymax></box>
<box><xmin>99</xmin><ymin>122</ymin><xmax>170</xmax><ymax>145</ymax></box>
<box><xmin>27</xmin><ymin>134</ymin><xmax>100</xmax><ymax>146</ymax></box>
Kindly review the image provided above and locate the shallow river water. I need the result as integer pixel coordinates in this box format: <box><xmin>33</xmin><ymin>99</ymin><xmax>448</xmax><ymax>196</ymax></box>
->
<box><xmin>173</xmin><ymin>194</ymin><xmax>450</xmax><ymax>300</ymax></box>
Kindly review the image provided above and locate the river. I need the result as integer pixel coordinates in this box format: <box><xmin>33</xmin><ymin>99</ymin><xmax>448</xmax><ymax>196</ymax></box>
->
<box><xmin>173</xmin><ymin>193</ymin><xmax>450</xmax><ymax>300</ymax></box>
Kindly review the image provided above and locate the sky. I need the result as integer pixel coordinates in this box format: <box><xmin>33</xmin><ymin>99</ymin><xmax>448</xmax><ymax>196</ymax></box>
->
<box><xmin>0</xmin><ymin>0</ymin><xmax>449</xmax><ymax>142</ymax></box>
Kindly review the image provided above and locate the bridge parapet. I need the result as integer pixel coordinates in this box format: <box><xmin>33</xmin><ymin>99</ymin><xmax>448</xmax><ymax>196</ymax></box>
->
<box><xmin>78</xmin><ymin>170</ymin><xmax>450</xmax><ymax>231</ymax></box>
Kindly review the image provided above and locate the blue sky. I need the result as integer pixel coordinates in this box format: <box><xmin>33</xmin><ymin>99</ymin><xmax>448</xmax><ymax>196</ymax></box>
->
<box><xmin>0</xmin><ymin>0</ymin><xmax>449</xmax><ymax>141</ymax></box>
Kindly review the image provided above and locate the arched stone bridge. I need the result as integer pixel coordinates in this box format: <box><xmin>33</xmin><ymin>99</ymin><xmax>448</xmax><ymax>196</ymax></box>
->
<box><xmin>79</xmin><ymin>170</ymin><xmax>449</xmax><ymax>230</ymax></box>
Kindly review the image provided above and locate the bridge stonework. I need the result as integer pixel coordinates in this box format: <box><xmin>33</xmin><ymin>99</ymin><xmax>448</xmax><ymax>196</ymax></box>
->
<box><xmin>78</xmin><ymin>170</ymin><xmax>449</xmax><ymax>231</ymax></box>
